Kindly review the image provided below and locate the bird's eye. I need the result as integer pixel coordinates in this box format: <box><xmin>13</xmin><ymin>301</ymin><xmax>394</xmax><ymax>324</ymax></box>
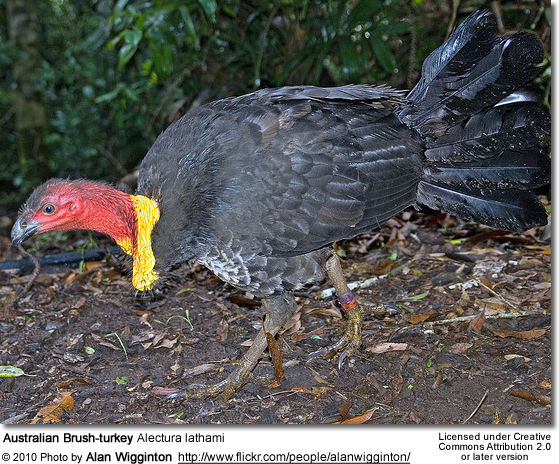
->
<box><xmin>42</xmin><ymin>203</ymin><xmax>57</xmax><ymax>215</ymax></box>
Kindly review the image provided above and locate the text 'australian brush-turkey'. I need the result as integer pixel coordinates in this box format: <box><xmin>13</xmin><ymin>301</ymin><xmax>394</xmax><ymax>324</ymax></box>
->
<box><xmin>12</xmin><ymin>10</ymin><xmax>550</xmax><ymax>400</ymax></box>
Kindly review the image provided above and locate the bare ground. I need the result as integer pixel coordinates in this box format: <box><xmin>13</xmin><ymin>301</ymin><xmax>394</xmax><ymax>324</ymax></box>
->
<box><xmin>0</xmin><ymin>210</ymin><xmax>551</xmax><ymax>424</ymax></box>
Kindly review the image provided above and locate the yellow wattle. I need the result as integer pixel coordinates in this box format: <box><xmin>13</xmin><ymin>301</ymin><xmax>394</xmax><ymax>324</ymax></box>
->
<box><xmin>116</xmin><ymin>195</ymin><xmax>160</xmax><ymax>291</ymax></box>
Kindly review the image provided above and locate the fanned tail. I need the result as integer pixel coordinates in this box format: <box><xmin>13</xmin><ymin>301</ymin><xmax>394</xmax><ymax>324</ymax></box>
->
<box><xmin>399</xmin><ymin>10</ymin><xmax>550</xmax><ymax>232</ymax></box>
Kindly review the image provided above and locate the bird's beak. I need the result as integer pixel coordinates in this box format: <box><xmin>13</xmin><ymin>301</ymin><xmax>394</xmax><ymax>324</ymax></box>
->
<box><xmin>11</xmin><ymin>217</ymin><xmax>40</xmax><ymax>245</ymax></box>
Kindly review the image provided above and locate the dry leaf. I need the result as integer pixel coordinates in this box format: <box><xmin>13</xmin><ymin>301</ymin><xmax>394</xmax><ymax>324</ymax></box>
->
<box><xmin>338</xmin><ymin>399</ymin><xmax>352</xmax><ymax>420</ymax></box>
<box><xmin>130</xmin><ymin>309</ymin><xmax>153</xmax><ymax>316</ymax></box>
<box><xmin>539</xmin><ymin>379</ymin><xmax>551</xmax><ymax>390</ymax></box>
<box><xmin>525</xmin><ymin>288</ymin><xmax>550</xmax><ymax>303</ymax></box>
<box><xmin>72</xmin><ymin>297</ymin><xmax>87</xmax><ymax>309</ymax></box>
<box><xmin>312</xmin><ymin>370</ymin><xmax>334</xmax><ymax>387</ymax></box>
<box><xmin>492</xmin><ymin>328</ymin><xmax>547</xmax><ymax>339</ymax></box>
<box><xmin>410</xmin><ymin>309</ymin><xmax>438</xmax><ymax>324</ymax></box>
<box><xmin>511</xmin><ymin>391</ymin><xmax>551</xmax><ymax>406</ymax></box>
<box><xmin>291</xmin><ymin>326</ymin><xmax>324</xmax><ymax>342</ymax></box>
<box><xmin>468</xmin><ymin>308</ymin><xmax>486</xmax><ymax>335</ymax></box>
<box><xmin>333</xmin><ymin>407</ymin><xmax>376</xmax><ymax>424</ymax></box>
<box><xmin>54</xmin><ymin>380</ymin><xmax>73</xmax><ymax>388</ymax></box>
<box><xmin>306</xmin><ymin>306</ymin><xmax>343</xmax><ymax>319</ymax></box>
<box><xmin>366</xmin><ymin>342</ymin><xmax>409</xmax><ymax>354</ymax></box>
<box><xmin>183</xmin><ymin>363</ymin><xmax>219</xmax><ymax>376</ymax></box>
<box><xmin>389</xmin><ymin>373</ymin><xmax>404</xmax><ymax>399</ymax></box>
<box><xmin>227</xmin><ymin>294</ymin><xmax>261</xmax><ymax>307</ymax></box>
<box><xmin>448</xmin><ymin>342</ymin><xmax>473</xmax><ymax>354</ymax></box>
<box><xmin>83</xmin><ymin>261</ymin><xmax>102</xmax><ymax>271</ymax></box>
<box><xmin>152</xmin><ymin>386</ymin><xmax>181</xmax><ymax>396</ymax></box>
<box><xmin>475</xmin><ymin>298</ymin><xmax>506</xmax><ymax>314</ymax></box>
<box><xmin>170</xmin><ymin>360</ymin><xmax>180</xmax><ymax>374</ymax></box>
<box><xmin>533</xmin><ymin>282</ymin><xmax>551</xmax><ymax>289</ymax></box>
<box><xmin>493</xmin><ymin>410</ymin><xmax>500</xmax><ymax>424</ymax></box>
<box><xmin>432</xmin><ymin>373</ymin><xmax>443</xmax><ymax>390</ymax></box>
<box><xmin>156</xmin><ymin>337</ymin><xmax>178</xmax><ymax>349</ymax></box>
<box><xmin>98</xmin><ymin>341</ymin><xmax>119</xmax><ymax>351</ymax></box>
<box><xmin>266</xmin><ymin>332</ymin><xmax>284</xmax><ymax>388</ymax></box>
<box><xmin>292</xmin><ymin>386</ymin><xmax>329</xmax><ymax>396</ymax></box>
<box><xmin>215</xmin><ymin>319</ymin><xmax>229</xmax><ymax>343</ymax></box>
<box><xmin>503</xmin><ymin>354</ymin><xmax>531</xmax><ymax>362</ymax></box>
<box><xmin>281</xmin><ymin>311</ymin><xmax>302</xmax><ymax>335</ymax></box>
<box><xmin>31</xmin><ymin>392</ymin><xmax>74</xmax><ymax>424</ymax></box>
<box><xmin>150</xmin><ymin>332</ymin><xmax>165</xmax><ymax>348</ymax></box>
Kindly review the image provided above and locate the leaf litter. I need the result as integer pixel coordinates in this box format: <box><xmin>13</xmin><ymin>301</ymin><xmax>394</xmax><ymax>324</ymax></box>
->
<box><xmin>0</xmin><ymin>212</ymin><xmax>551</xmax><ymax>423</ymax></box>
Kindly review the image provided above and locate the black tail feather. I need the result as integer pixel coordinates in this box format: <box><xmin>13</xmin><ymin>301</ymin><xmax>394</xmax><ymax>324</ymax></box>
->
<box><xmin>401</xmin><ymin>9</ymin><xmax>550</xmax><ymax>232</ymax></box>
<box><xmin>416</xmin><ymin>182</ymin><xmax>547</xmax><ymax>232</ymax></box>
<box><xmin>424</xmin><ymin>103</ymin><xmax>550</xmax><ymax>163</ymax></box>
<box><xmin>423</xmin><ymin>149</ymin><xmax>550</xmax><ymax>191</ymax></box>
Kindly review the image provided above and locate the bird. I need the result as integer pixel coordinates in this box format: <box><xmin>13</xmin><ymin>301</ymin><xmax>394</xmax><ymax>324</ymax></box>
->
<box><xmin>11</xmin><ymin>10</ymin><xmax>550</xmax><ymax>401</ymax></box>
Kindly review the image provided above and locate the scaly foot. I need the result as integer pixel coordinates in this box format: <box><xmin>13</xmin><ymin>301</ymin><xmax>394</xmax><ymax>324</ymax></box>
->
<box><xmin>310</xmin><ymin>293</ymin><xmax>364</xmax><ymax>369</ymax></box>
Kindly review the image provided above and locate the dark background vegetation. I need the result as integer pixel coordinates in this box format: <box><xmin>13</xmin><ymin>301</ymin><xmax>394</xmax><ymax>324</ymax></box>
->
<box><xmin>0</xmin><ymin>0</ymin><xmax>551</xmax><ymax>213</ymax></box>
<box><xmin>0</xmin><ymin>0</ymin><xmax>551</xmax><ymax>425</ymax></box>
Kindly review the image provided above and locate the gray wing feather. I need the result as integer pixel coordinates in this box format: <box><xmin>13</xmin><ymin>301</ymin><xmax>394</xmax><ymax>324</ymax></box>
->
<box><xmin>140</xmin><ymin>85</ymin><xmax>423</xmax><ymax>266</ymax></box>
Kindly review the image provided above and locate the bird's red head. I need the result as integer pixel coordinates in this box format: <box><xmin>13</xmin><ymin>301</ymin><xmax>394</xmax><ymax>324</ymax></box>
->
<box><xmin>12</xmin><ymin>179</ymin><xmax>136</xmax><ymax>245</ymax></box>
<box><xmin>12</xmin><ymin>179</ymin><xmax>160</xmax><ymax>290</ymax></box>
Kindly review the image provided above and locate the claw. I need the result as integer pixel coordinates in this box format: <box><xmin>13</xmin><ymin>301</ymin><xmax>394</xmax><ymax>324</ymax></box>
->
<box><xmin>308</xmin><ymin>305</ymin><xmax>364</xmax><ymax>366</ymax></box>
<box><xmin>165</xmin><ymin>391</ymin><xmax>186</xmax><ymax>400</ymax></box>
<box><xmin>162</xmin><ymin>294</ymin><xmax>298</xmax><ymax>402</ymax></box>
<box><xmin>337</xmin><ymin>350</ymin><xmax>348</xmax><ymax>370</ymax></box>
<box><xmin>308</xmin><ymin>347</ymin><xmax>327</xmax><ymax>358</ymax></box>
<box><xmin>164</xmin><ymin>376</ymin><xmax>248</xmax><ymax>403</ymax></box>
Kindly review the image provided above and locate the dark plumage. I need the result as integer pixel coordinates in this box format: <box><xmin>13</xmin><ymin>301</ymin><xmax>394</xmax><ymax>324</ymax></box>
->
<box><xmin>12</xmin><ymin>10</ymin><xmax>550</xmax><ymax>400</ymax></box>
<box><xmin>139</xmin><ymin>86</ymin><xmax>423</xmax><ymax>295</ymax></box>
<box><xmin>139</xmin><ymin>10</ymin><xmax>549</xmax><ymax>299</ymax></box>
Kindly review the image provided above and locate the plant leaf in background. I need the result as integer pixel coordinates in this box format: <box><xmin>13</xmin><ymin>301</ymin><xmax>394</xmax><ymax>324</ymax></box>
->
<box><xmin>339</xmin><ymin>37</ymin><xmax>361</xmax><ymax>81</ymax></box>
<box><xmin>346</xmin><ymin>0</ymin><xmax>382</xmax><ymax>31</ymax></box>
<box><xmin>179</xmin><ymin>6</ymin><xmax>200</xmax><ymax>50</ymax></box>
<box><xmin>150</xmin><ymin>42</ymin><xmax>173</xmax><ymax>79</ymax></box>
<box><xmin>197</xmin><ymin>0</ymin><xmax>217</xmax><ymax>24</ymax></box>
<box><xmin>118</xmin><ymin>28</ymin><xmax>143</xmax><ymax>70</ymax></box>
<box><xmin>370</xmin><ymin>35</ymin><xmax>397</xmax><ymax>73</ymax></box>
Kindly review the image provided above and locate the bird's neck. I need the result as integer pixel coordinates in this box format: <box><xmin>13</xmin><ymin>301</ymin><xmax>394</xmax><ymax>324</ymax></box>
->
<box><xmin>79</xmin><ymin>186</ymin><xmax>137</xmax><ymax>246</ymax></box>
<box><xmin>79</xmin><ymin>184</ymin><xmax>160</xmax><ymax>291</ymax></box>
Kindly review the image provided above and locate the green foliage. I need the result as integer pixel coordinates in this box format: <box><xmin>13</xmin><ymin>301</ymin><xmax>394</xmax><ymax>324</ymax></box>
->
<box><xmin>115</xmin><ymin>376</ymin><xmax>129</xmax><ymax>385</ymax></box>
<box><xmin>0</xmin><ymin>366</ymin><xmax>25</xmax><ymax>377</ymax></box>
<box><xmin>0</xmin><ymin>0</ymin><xmax>551</xmax><ymax>212</ymax></box>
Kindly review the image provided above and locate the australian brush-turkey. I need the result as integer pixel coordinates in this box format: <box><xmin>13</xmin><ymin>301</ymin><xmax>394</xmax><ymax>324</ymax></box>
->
<box><xmin>12</xmin><ymin>10</ymin><xmax>550</xmax><ymax>400</ymax></box>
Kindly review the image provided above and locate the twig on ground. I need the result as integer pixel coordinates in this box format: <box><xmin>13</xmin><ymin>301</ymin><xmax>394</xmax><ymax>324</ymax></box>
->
<box><xmin>449</xmin><ymin>278</ymin><xmax>520</xmax><ymax>312</ymax></box>
<box><xmin>424</xmin><ymin>310</ymin><xmax>530</xmax><ymax>329</ymax></box>
<box><xmin>463</xmin><ymin>390</ymin><xmax>489</xmax><ymax>424</ymax></box>
<box><xmin>474</xmin><ymin>278</ymin><xmax>520</xmax><ymax>312</ymax></box>
<box><xmin>1</xmin><ymin>413</ymin><xmax>29</xmax><ymax>424</ymax></box>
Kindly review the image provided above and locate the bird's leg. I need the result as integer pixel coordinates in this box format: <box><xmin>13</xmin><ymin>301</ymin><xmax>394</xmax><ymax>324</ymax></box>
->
<box><xmin>170</xmin><ymin>293</ymin><xmax>296</xmax><ymax>402</ymax></box>
<box><xmin>311</xmin><ymin>253</ymin><xmax>364</xmax><ymax>368</ymax></box>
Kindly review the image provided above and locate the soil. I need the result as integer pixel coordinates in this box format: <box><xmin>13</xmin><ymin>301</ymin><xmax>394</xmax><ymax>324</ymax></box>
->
<box><xmin>0</xmin><ymin>210</ymin><xmax>551</xmax><ymax>424</ymax></box>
